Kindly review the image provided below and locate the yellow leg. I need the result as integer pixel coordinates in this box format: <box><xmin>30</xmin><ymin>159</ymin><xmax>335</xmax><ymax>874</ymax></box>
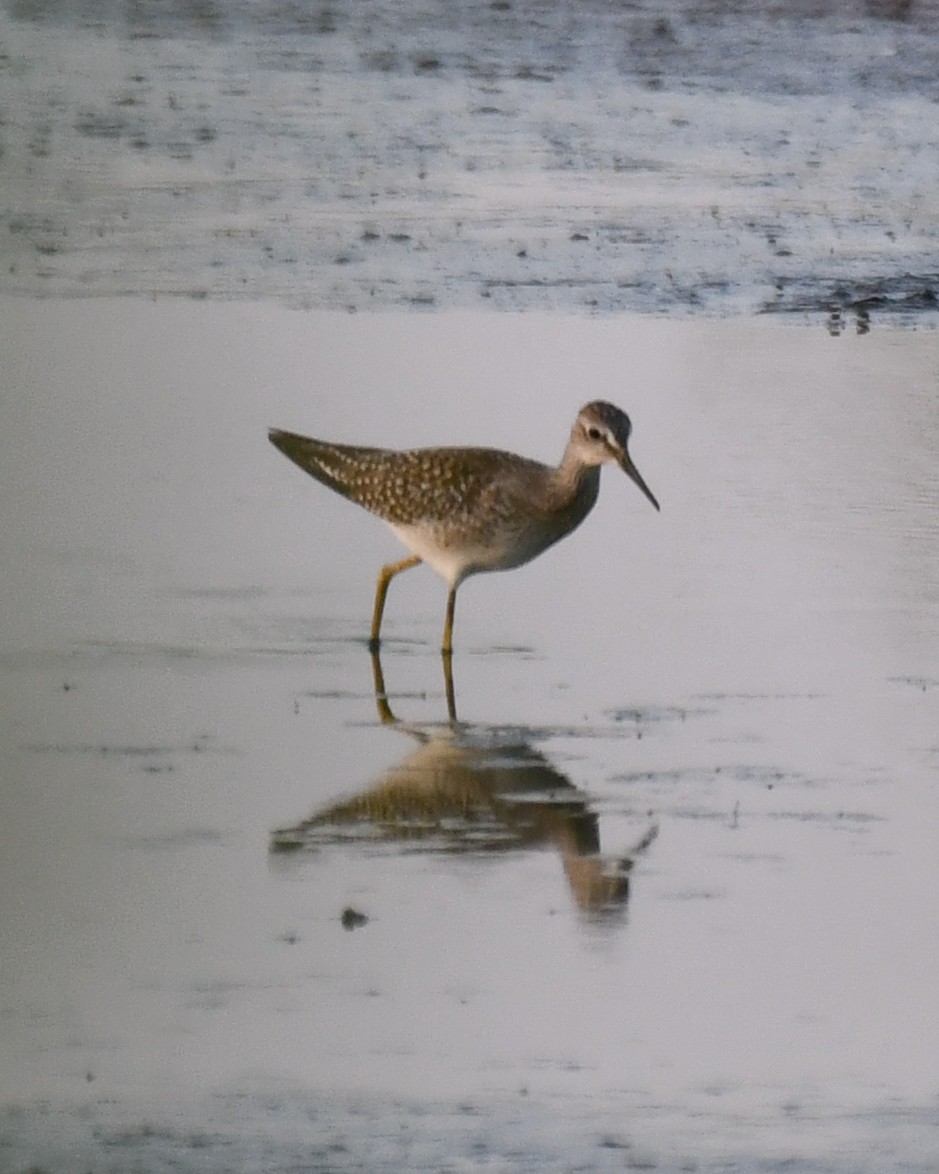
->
<box><xmin>442</xmin><ymin>584</ymin><xmax>458</xmax><ymax>656</ymax></box>
<box><xmin>370</xmin><ymin>555</ymin><xmax>421</xmax><ymax>651</ymax></box>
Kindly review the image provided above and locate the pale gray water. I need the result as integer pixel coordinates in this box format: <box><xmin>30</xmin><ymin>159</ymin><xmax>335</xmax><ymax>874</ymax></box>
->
<box><xmin>1</xmin><ymin>301</ymin><xmax>938</xmax><ymax>1170</ymax></box>
<box><xmin>2</xmin><ymin>1</ymin><xmax>939</xmax><ymax>1168</ymax></box>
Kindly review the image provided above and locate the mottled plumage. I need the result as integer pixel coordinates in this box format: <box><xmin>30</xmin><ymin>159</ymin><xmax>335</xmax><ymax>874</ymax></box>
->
<box><xmin>269</xmin><ymin>401</ymin><xmax>658</xmax><ymax>653</ymax></box>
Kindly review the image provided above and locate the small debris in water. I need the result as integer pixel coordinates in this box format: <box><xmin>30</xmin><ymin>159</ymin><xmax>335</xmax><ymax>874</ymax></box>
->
<box><xmin>341</xmin><ymin>907</ymin><xmax>369</xmax><ymax>930</ymax></box>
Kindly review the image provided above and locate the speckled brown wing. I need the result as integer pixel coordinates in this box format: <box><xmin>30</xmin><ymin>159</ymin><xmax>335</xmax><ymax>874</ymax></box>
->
<box><xmin>269</xmin><ymin>430</ymin><xmax>549</xmax><ymax>531</ymax></box>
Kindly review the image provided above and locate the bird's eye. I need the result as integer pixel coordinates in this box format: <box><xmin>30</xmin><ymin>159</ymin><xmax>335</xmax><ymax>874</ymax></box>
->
<box><xmin>587</xmin><ymin>427</ymin><xmax>604</xmax><ymax>442</ymax></box>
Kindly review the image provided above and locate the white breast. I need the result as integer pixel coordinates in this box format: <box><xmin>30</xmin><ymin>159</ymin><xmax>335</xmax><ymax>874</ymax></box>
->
<box><xmin>388</xmin><ymin>519</ymin><xmax>565</xmax><ymax>587</ymax></box>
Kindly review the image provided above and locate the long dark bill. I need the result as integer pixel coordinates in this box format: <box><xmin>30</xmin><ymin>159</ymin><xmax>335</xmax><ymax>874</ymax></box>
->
<box><xmin>619</xmin><ymin>450</ymin><xmax>660</xmax><ymax>512</ymax></box>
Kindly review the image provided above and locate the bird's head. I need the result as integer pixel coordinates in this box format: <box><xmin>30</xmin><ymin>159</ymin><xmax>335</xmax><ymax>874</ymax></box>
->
<box><xmin>571</xmin><ymin>401</ymin><xmax>660</xmax><ymax>511</ymax></box>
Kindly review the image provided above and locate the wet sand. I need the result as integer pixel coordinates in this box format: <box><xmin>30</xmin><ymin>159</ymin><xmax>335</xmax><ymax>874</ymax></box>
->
<box><xmin>1</xmin><ymin>301</ymin><xmax>938</xmax><ymax>1170</ymax></box>
<box><xmin>2</xmin><ymin>0</ymin><xmax>939</xmax><ymax>319</ymax></box>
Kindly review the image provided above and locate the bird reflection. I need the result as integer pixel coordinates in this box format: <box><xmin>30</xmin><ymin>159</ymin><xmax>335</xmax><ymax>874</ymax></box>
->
<box><xmin>270</xmin><ymin>651</ymin><xmax>657</xmax><ymax>920</ymax></box>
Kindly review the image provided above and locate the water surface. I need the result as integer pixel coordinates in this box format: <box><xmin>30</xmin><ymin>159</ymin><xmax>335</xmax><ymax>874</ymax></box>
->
<box><xmin>2</xmin><ymin>0</ymin><xmax>939</xmax><ymax>318</ymax></box>
<box><xmin>1</xmin><ymin>301</ymin><xmax>937</xmax><ymax>1170</ymax></box>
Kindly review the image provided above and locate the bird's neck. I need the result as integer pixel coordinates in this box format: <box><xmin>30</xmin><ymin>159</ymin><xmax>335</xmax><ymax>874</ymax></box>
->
<box><xmin>551</xmin><ymin>454</ymin><xmax>601</xmax><ymax>522</ymax></box>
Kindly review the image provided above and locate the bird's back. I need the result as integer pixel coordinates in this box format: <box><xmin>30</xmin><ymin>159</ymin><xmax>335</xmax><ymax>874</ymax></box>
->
<box><xmin>269</xmin><ymin>429</ymin><xmax>550</xmax><ymax>527</ymax></box>
<box><xmin>268</xmin><ymin>428</ymin><xmax>601</xmax><ymax>582</ymax></box>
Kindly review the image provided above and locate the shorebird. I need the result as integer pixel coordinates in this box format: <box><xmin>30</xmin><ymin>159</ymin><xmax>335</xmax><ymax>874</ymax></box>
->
<box><xmin>269</xmin><ymin>400</ymin><xmax>659</xmax><ymax>654</ymax></box>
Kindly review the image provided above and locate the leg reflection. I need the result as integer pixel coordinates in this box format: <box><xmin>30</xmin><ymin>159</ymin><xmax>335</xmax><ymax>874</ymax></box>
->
<box><xmin>441</xmin><ymin>649</ymin><xmax>457</xmax><ymax>724</ymax></box>
<box><xmin>369</xmin><ymin>647</ymin><xmax>396</xmax><ymax>725</ymax></box>
<box><xmin>370</xmin><ymin>646</ymin><xmax>458</xmax><ymax>725</ymax></box>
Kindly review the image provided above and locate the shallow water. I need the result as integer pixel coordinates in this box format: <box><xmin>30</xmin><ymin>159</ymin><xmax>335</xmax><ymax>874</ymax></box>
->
<box><xmin>3</xmin><ymin>1</ymin><xmax>939</xmax><ymax>1166</ymax></box>
<box><xmin>1</xmin><ymin>300</ymin><xmax>938</xmax><ymax>1170</ymax></box>
<box><xmin>2</xmin><ymin>0</ymin><xmax>939</xmax><ymax>319</ymax></box>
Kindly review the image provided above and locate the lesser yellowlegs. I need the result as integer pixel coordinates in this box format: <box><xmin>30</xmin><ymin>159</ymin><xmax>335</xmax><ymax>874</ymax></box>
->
<box><xmin>269</xmin><ymin>400</ymin><xmax>659</xmax><ymax>654</ymax></box>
